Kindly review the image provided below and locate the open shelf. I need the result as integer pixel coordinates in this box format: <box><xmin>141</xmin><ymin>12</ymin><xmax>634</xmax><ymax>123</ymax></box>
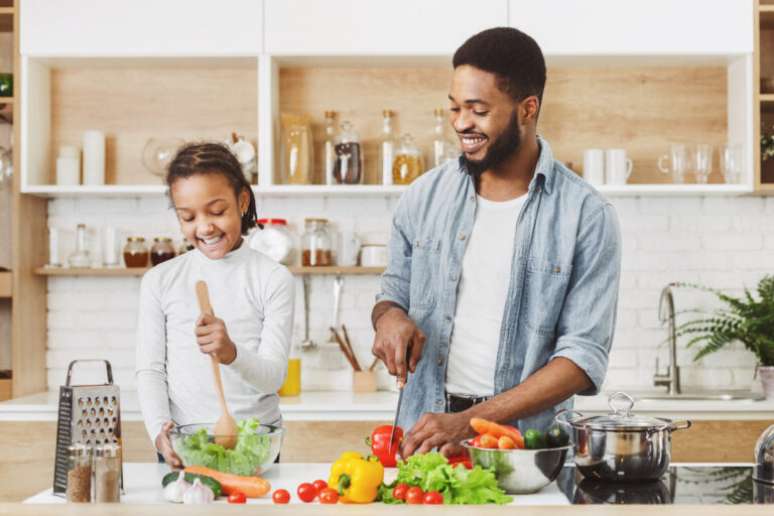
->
<box><xmin>22</xmin><ymin>184</ymin><xmax>409</xmax><ymax>198</ymax></box>
<box><xmin>0</xmin><ymin>271</ymin><xmax>11</xmax><ymax>297</ymax></box>
<box><xmin>34</xmin><ymin>266</ymin><xmax>385</xmax><ymax>277</ymax></box>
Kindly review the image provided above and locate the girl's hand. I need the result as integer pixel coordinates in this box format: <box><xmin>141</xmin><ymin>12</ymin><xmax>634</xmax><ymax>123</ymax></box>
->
<box><xmin>155</xmin><ymin>421</ymin><xmax>183</xmax><ymax>468</ymax></box>
<box><xmin>195</xmin><ymin>313</ymin><xmax>237</xmax><ymax>364</ymax></box>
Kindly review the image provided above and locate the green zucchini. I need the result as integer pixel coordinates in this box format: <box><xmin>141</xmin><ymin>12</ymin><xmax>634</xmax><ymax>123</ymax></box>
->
<box><xmin>161</xmin><ymin>471</ymin><xmax>222</xmax><ymax>497</ymax></box>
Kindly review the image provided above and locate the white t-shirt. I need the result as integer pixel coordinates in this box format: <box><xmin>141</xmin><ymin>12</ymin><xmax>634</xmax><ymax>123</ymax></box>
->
<box><xmin>445</xmin><ymin>194</ymin><xmax>527</xmax><ymax>396</ymax></box>
<box><xmin>135</xmin><ymin>241</ymin><xmax>295</xmax><ymax>444</ymax></box>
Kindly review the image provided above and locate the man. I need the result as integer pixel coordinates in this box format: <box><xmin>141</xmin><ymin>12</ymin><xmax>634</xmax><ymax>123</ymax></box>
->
<box><xmin>371</xmin><ymin>27</ymin><xmax>621</xmax><ymax>457</ymax></box>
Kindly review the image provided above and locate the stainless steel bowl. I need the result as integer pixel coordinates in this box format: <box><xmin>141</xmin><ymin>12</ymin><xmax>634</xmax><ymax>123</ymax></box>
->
<box><xmin>462</xmin><ymin>441</ymin><xmax>571</xmax><ymax>494</ymax></box>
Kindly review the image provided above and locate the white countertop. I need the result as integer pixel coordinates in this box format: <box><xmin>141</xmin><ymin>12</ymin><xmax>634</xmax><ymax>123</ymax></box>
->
<box><xmin>1</xmin><ymin>389</ymin><xmax>773</xmax><ymax>422</ymax></box>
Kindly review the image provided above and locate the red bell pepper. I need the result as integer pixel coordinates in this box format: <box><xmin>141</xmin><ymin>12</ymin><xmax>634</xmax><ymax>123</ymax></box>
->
<box><xmin>366</xmin><ymin>425</ymin><xmax>403</xmax><ymax>467</ymax></box>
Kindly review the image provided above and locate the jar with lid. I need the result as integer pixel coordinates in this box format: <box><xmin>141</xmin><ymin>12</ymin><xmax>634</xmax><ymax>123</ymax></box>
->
<box><xmin>301</xmin><ymin>218</ymin><xmax>333</xmax><ymax>266</ymax></box>
<box><xmin>333</xmin><ymin>121</ymin><xmax>364</xmax><ymax>185</ymax></box>
<box><xmin>123</xmin><ymin>237</ymin><xmax>149</xmax><ymax>268</ymax></box>
<box><xmin>66</xmin><ymin>444</ymin><xmax>92</xmax><ymax>503</ymax></box>
<box><xmin>393</xmin><ymin>133</ymin><xmax>426</xmax><ymax>185</ymax></box>
<box><xmin>178</xmin><ymin>240</ymin><xmax>194</xmax><ymax>255</ymax></box>
<box><xmin>94</xmin><ymin>444</ymin><xmax>121</xmax><ymax>503</ymax></box>
<box><xmin>280</xmin><ymin>113</ymin><xmax>314</xmax><ymax>185</ymax></box>
<box><xmin>150</xmin><ymin>237</ymin><xmax>176</xmax><ymax>266</ymax></box>
<box><xmin>68</xmin><ymin>223</ymin><xmax>92</xmax><ymax>268</ymax></box>
<box><xmin>249</xmin><ymin>218</ymin><xmax>295</xmax><ymax>265</ymax></box>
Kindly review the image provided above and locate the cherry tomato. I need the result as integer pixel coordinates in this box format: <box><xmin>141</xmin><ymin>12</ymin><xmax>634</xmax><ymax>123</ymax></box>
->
<box><xmin>272</xmin><ymin>489</ymin><xmax>290</xmax><ymax>504</ymax></box>
<box><xmin>228</xmin><ymin>491</ymin><xmax>247</xmax><ymax>504</ymax></box>
<box><xmin>297</xmin><ymin>482</ymin><xmax>317</xmax><ymax>503</ymax></box>
<box><xmin>406</xmin><ymin>486</ymin><xmax>425</xmax><ymax>504</ymax></box>
<box><xmin>479</xmin><ymin>433</ymin><xmax>499</xmax><ymax>449</ymax></box>
<box><xmin>392</xmin><ymin>482</ymin><xmax>410</xmax><ymax>501</ymax></box>
<box><xmin>470</xmin><ymin>435</ymin><xmax>483</xmax><ymax>447</ymax></box>
<box><xmin>319</xmin><ymin>487</ymin><xmax>339</xmax><ymax>504</ymax></box>
<box><xmin>423</xmin><ymin>491</ymin><xmax>443</xmax><ymax>504</ymax></box>
<box><xmin>312</xmin><ymin>479</ymin><xmax>328</xmax><ymax>494</ymax></box>
<box><xmin>498</xmin><ymin>435</ymin><xmax>516</xmax><ymax>449</ymax></box>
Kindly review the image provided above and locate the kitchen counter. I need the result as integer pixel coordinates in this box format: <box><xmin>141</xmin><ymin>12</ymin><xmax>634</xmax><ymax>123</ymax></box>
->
<box><xmin>1</xmin><ymin>390</ymin><xmax>773</xmax><ymax>422</ymax></box>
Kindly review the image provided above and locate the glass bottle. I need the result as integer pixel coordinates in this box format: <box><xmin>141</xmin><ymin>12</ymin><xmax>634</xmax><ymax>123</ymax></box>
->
<box><xmin>432</xmin><ymin>108</ymin><xmax>458</xmax><ymax>168</ymax></box>
<box><xmin>123</xmin><ymin>237</ymin><xmax>149</xmax><ymax>268</ymax></box>
<box><xmin>278</xmin><ymin>342</ymin><xmax>301</xmax><ymax>397</ymax></box>
<box><xmin>93</xmin><ymin>444</ymin><xmax>121</xmax><ymax>503</ymax></box>
<box><xmin>301</xmin><ymin>218</ymin><xmax>333</xmax><ymax>266</ymax></box>
<box><xmin>150</xmin><ymin>237</ymin><xmax>176</xmax><ymax>266</ymax></box>
<box><xmin>379</xmin><ymin>110</ymin><xmax>396</xmax><ymax>185</ymax></box>
<box><xmin>333</xmin><ymin>121</ymin><xmax>364</xmax><ymax>185</ymax></box>
<box><xmin>68</xmin><ymin>224</ymin><xmax>92</xmax><ymax>268</ymax></box>
<box><xmin>392</xmin><ymin>134</ymin><xmax>425</xmax><ymax>185</ymax></box>
<box><xmin>280</xmin><ymin>113</ymin><xmax>313</xmax><ymax>185</ymax></box>
<box><xmin>323</xmin><ymin>111</ymin><xmax>338</xmax><ymax>186</ymax></box>
<box><xmin>249</xmin><ymin>218</ymin><xmax>295</xmax><ymax>265</ymax></box>
<box><xmin>66</xmin><ymin>444</ymin><xmax>92</xmax><ymax>503</ymax></box>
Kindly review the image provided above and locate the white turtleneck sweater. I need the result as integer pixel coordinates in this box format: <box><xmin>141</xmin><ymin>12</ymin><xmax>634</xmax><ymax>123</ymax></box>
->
<box><xmin>135</xmin><ymin>241</ymin><xmax>295</xmax><ymax>445</ymax></box>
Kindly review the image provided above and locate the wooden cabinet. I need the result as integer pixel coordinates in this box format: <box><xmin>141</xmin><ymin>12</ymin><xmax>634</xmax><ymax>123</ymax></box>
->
<box><xmin>510</xmin><ymin>0</ymin><xmax>753</xmax><ymax>56</ymax></box>
<box><xmin>20</xmin><ymin>0</ymin><xmax>263</xmax><ymax>56</ymax></box>
<box><xmin>264</xmin><ymin>0</ymin><xmax>508</xmax><ymax>55</ymax></box>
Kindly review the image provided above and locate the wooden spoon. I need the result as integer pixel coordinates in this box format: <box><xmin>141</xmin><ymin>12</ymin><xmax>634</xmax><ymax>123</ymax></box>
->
<box><xmin>195</xmin><ymin>280</ymin><xmax>238</xmax><ymax>449</ymax></box>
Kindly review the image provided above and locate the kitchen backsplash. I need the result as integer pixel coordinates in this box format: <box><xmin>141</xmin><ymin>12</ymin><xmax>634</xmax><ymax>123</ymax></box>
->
<box><xmin>45</xmin><ymin>195</ymin><xmax>774</xmax><ymax>394</ymax></box>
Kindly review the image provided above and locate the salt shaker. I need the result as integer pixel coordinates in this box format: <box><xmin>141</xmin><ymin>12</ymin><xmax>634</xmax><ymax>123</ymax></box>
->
<box><xmin>93</xmin><ymin>443</ymin><xmax>121</xmax><ymax>503</ymax></box>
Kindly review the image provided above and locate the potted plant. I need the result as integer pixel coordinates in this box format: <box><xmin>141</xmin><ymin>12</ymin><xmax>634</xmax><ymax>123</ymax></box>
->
<box><xmin>672</xmin><ymin>275</ymin><xmax>774</xmax><ymax>398</ymax></box>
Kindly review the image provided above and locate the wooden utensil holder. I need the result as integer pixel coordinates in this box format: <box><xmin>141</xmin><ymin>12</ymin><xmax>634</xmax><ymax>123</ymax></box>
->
<box><xmin>352</xmin><ymin>370</ymin><xmax>377</xmax><ymax>393</ymax></box>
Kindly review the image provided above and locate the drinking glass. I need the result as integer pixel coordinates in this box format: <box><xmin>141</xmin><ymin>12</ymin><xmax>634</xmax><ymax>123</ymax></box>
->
<box><xmin>657</xmin><ymin>144</ymin><xmax>689</xmax><ymax>184</ymax></box>
<box><xmin>694</xmin><ymin>144</ymin><xmax>713</xmax><ymax>184</ymax></box>
<box><xmin>720</xmin><ymin>144</ymin><xmax>743</xmax><ymax>184</ymax></box>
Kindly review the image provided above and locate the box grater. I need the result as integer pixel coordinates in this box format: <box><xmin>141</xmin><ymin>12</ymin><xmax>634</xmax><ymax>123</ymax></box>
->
<box><xmin>53</xmin><ymin>360</ymin><xmax>124</xmax><ymax>495</ymax></box>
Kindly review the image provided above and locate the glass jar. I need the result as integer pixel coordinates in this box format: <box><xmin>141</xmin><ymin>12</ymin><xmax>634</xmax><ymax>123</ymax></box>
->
<box><xmin>66</xmin><ymin>444</ymin><xmax>92</xmax><ymax>503</ymax></box>
<box><xmin>94</xmin><ymin>444</ymin><xmax>121</xmax><ymax>503</ymax></box>
<box><xmin>280</xmin><ymin>113</ymin><xmax>314</xmax><ymax>185</ymax></box>
<box><xmin>150</xmin><ymin>237</ymin><xmax>176</xmax><ymax>266</ymax></box>
<box><xmin>68</xmin><ymin>223</ymin><xmax>92</xmax><ymax>268</ymax></box>
<box><xmin>393</xmin><ymin>133</ymin><xmax>426</xmax><ymax>185</ymax></box>
<box><xmin>249</xmin><ymin>218</ymin><xmax>294</xmax><ymax>265</ymax></box>
<box><xmin>333</xmin><ymin>121</ymin><xmax>364</xmax><ymax>185</ymax></box>
<box><xmin>379</xmin><ymin>109</ymin><xmax>396</xmax><ymax>185</ymax></box>
<box><xmin>431</xmin><ymin>108</ymin><xmax>459</xmax><ymax>168</ymax></box>
<box><xmin>323</xmin><ymin>111</ymin><xmax>338</xmax><ymax>186</ymax></box>
<box><xmin>123</xmin><ymin>237</ymin><xmax>149</xmax><ymax>268</ymax></box>
<box><xmin>178</xmin><ymin>240</ymin><xmax>194</xmax><ymax>255</ymax></box>
<box><xmin>301</xmin><ymin>218</ymin><xmax>333</xmax><ymax>266</ymax></box>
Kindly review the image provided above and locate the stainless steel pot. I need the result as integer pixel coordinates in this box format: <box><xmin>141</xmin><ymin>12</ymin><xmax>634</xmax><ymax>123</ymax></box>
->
<box><xmin>556</xmin><ymin>391</ymin><xmax>691</xmax><ymax>482</ymax></box>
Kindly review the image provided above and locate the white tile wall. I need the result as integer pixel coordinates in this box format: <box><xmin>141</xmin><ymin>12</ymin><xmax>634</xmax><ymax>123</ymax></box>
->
<box><xmin>44</xmin><ymin>195</ymin><xmax>774</xmax><ymax>394</ymax></box>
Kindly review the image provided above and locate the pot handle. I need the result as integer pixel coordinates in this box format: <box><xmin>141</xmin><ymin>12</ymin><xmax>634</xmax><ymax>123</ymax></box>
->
<box><xmin>667</xmin><ymin>420</ymin><xmax>692</xmax><ymax>432</ymax></box>
<box><xmin>555</xmin><ymin>408</ymin><xmax>584</xmax><ymax>430</ymax></box>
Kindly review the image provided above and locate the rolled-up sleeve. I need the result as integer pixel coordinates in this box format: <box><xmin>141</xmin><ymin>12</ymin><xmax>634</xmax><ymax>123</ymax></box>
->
<box><xmin>551</xmin><ymin>203</ymin><xmax>621</xmax><ymax>395</ymax></box>
<box><xmin>375</xmin><ymin>194</ymin><xmax>414</xmax><ymax>311</ymax></box>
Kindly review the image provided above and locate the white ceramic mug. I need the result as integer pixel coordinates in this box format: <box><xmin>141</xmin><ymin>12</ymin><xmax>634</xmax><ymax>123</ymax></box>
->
<box><xmin>359</xmin><ymin>244</ymin><xmax>387</xmax><ymax>267</ymax></box>
<box><xmin>583</xmin><ymin>149</ymin><xmax>605</xmax><ymax>186</ymax></box>
<box><xmin>605</xmin><ymin>149</ymin><xmax>633</xmax><ymax>185</ymax></box>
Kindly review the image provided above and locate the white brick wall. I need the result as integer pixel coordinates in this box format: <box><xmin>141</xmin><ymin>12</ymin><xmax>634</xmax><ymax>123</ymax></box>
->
<box><xmin>44</xmin><ymin>195</ymin><xmax>774</xmax><ymax>395</ymax></box>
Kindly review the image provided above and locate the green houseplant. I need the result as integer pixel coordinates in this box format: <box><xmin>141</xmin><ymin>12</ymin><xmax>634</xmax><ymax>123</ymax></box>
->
<box><xmin>672</xmin><ymin>275</ymin><xmax>774</xmax><ymax>398</ymax></box>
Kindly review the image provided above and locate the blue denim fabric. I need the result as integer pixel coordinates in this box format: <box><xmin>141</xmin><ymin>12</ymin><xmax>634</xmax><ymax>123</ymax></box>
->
<box><xmin>376</xmin><ymin>137</ymin><xmax>621</xmax><ymax>433</ymax></box>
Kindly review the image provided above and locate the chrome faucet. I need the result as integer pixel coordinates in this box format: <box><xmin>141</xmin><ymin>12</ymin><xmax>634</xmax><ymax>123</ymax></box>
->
<box><xmin>654</xmin><ymin>283</ymin><xmax>681</xmax><ymax>395</ymax></box>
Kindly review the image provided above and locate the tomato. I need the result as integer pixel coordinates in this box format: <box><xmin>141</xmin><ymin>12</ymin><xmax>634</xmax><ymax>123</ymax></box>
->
<box><xmin>297</xmin><ymin>482</ymin><xmax>317</xmax><ymax>503</ymax></box>
<box><xmin>423</xmin><ymin>491</ymin><xmax>443</xmax><ymax>504</ymax></box>
<box><xmin>319</xmin><ymin>488</ymin><xmax>339</xmax><ymax>504</ymax></box>
<box><xmin>406</xmin><ymin>486</ymin><xmax>424</xmax><ymax>504</ymax></box>
<box><xmin>393</xmin><ymin>482</ymin><xmax>410</xmax><ymax>501</ymax></box>
<box><xmin>272</xmin><ymin>489</ymin><xmax>290</xmax><ymax>504</ymax></box>
<box><xmin>448</xmin><ymin>454</ymin><xmax>473</xmax><ymax>469</ymax></box>
<box><xmin>312</xmin><ymin>479</ymin><xmax>328</xmax><ymax>494</ymax></box>
<box><xmin>479</xmin><ymin>433</ymin><xmax>499</xmax><ymax>449</ymax></box>
<box><xmin>227</xmin><ymin>491</ymin><xmax>247</xmax><ymax>504</ymax></box>
<box><xmin>470</xmin><ymin>435</ymin><xmax>483</xmax><ymax>447</ymax></box>
<box><xmin>498</xmin><ymin>435</ymin><xmax>516</xmax><ymax>449</ymax></box>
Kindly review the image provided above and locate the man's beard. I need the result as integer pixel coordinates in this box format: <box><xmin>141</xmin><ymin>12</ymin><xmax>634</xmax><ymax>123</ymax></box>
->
<box><xmin>460</xmin><ymin>111</ymin><xmax>521</xmax><ymax>181</ymax></box>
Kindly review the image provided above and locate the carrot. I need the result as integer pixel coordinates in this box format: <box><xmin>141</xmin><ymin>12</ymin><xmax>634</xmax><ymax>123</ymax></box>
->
<box><xmin>184</xmin><ymin>465</ymin><xmax>271</xmax><ymax>498</ymax></box>
<box><xmin>470</xmin><ymin>418</ymin><xmax>525</xmax><ymax>448</ymax></box>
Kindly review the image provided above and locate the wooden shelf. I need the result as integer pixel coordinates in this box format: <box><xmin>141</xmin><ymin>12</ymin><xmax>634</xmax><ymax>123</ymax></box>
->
<box><xmin>34</xmin><ymin>266</ymin><xmax>385</xmax><ymax>277</ymax></box>
<box><xmin>22</xmin><ymin>184</ymin><xmax>408</xmax><ymax>198</ymax></box>
<box><xmin>0</xmin><ymin>271</ymin><xmax>11</xmax><ymax>298</ymax></box>
<box><xmin>762</xmin><ymin>94</ymin><xmax>774</xmax><ymax>102</ymax></box>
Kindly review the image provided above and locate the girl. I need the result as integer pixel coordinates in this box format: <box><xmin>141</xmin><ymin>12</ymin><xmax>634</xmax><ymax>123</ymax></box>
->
<box><xmin>136</xmin><ymin>142</ymin><xmax>295</xmax><ymax>466</ymax></box>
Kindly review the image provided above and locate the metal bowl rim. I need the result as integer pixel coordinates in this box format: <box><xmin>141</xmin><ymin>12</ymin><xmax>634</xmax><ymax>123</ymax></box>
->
<box><xmin>171</xmin><ymin>422</ymin><xmax>285</xmax><ymax>438</ymax></box>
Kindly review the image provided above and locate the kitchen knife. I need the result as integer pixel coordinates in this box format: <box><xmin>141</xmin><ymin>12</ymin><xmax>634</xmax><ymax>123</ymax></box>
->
<box><xmin>389</xmin><ymin>379</ymin><xmax>404</xmax><ymax>454</ymax></box>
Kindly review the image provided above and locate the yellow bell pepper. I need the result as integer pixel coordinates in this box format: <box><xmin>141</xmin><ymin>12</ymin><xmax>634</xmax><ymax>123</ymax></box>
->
<box><xmin>328</xmin><ymin>451</ymin><xmax>384</xmax><ymax>504</ymax></box>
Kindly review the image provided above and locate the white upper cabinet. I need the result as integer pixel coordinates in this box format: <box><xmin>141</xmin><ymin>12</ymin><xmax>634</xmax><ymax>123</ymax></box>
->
<box><xmin>21</xmin><ymin>0</ymin><xmax>263</xmax><ymax>56</ymax></box>
<box><xmin>509</xmin><ymin>0</ymin><xmax>753</xmax><ymax>56</ymax></box>
<box><xmin>265</xmin><ymin>0</ymin><xmax>508</xmax><ymax>55</ymax></box>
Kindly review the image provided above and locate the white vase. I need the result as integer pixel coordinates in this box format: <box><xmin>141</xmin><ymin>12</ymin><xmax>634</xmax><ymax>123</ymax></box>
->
<box><xmin>758</xmin><ymin>366</ymin><xmax>774</xmax><ymax>400</ymax></box>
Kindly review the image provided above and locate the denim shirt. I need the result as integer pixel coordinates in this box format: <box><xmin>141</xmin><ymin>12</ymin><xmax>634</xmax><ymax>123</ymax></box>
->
<box><xmin>376</xmin><ymin>137</ymin><xmax>621</xmax><ymax>433</ymax></box>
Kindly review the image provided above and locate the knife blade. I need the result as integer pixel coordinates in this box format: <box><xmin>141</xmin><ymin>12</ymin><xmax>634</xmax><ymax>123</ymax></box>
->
<box><xmin>388</xmin><ymin>380</ymin><xmax>405</xmax><ymax>454</ymax></box>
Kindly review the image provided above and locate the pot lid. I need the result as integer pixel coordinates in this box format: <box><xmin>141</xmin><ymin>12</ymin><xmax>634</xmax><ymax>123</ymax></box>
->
<box><xmin>570</xmin><ymin>392</ymin><xmax>669</xmax><ymax>431</ymax></box>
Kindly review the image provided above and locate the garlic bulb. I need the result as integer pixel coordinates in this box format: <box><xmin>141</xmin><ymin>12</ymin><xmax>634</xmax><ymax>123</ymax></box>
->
<box><xmin>183</xmin><ymin>478</ymin><xmax>215</xmax><ymax>505</ymax></box>
<box><xmin>164</xmin><ymin>471</ymin><xmax>190</xmax><ymax>503</ymax></box>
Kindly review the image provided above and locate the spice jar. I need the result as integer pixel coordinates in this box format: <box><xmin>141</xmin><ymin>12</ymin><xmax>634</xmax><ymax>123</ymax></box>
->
<box><xmin>393</xmin><ymin>133</ymin><xmax>426</xmax><ymax>185</ymax></box>
<box><xmin>178</xmin><ymin>240</ymin><xmax>194</xmax><ymax>255</ymax></box>
<box><xmin>150</xmin><ymin>237</ymin><xmax>176</xmax><ymax>266</ymax></box>
<box><xmin>301</xmin><ymin>218</ymin><xmax>333</xmax><ymax>266</ymax></box>
<box><xmin>66</xmin><ymin>444</ymin><xmax>92</xmax><ymax>503</ymax></box>
<box><xmin>94</xmin><ymin>444</ymin><xmax>121</xmax><ymax>503</ymax></box>
<box><xmin>123</xmin><ymin>237</ymin><xmax>149</xmax><ymax>268</ymax></box>
<box><xmin>280</xmin><ymin>113</ymin><xmax>314</xmax><ymax>185</ymax></box>
<box><xmin>333</xmin><ymin>121</ymin><xmax>364</xmax><ymax>185</ymax></box>
<box><xmin>249</xmin><ymin>218</ymin><xmax>295</xmax><ymax>265</ymax></box>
